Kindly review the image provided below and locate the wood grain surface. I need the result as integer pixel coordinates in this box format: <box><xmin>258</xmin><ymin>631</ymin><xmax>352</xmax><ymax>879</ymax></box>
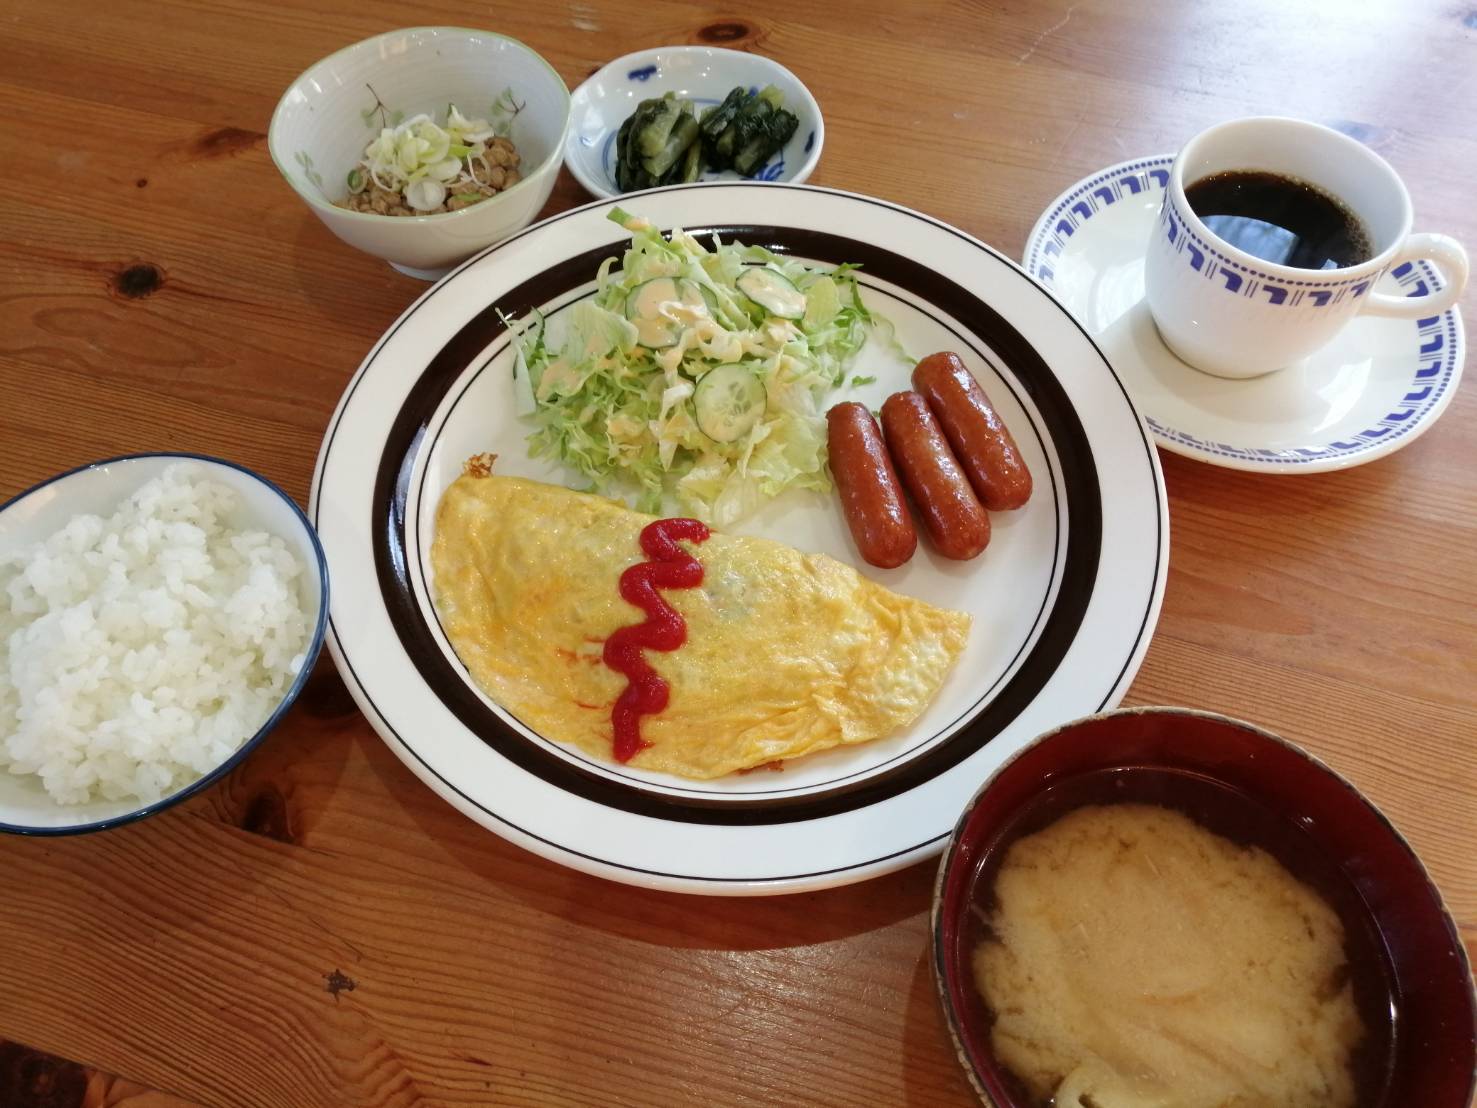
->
<box><xmin>1</xmin><ymin>0</ymin><xmax>1474</xmax><ymax>1104</ymax></box>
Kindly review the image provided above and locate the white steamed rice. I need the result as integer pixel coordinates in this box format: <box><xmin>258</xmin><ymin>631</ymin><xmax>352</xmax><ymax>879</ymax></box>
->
<box><xmin>0</xmin><ymin>463</ymin><xmax>310</xmax><ymax>805</ymax></box>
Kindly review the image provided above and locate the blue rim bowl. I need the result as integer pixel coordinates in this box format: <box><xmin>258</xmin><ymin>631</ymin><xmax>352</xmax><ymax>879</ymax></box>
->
<box><xmin>0</xmin><ymin>453</ymin><xmax>330</xmax><ymax>834</ymax></box>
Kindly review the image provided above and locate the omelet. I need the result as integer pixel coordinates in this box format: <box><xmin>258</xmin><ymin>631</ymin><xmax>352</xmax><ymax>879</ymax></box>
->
<box><xmin>430</xmin><ymin>468</ymin><xmax>971</xmax><ymax>779</ymax></box>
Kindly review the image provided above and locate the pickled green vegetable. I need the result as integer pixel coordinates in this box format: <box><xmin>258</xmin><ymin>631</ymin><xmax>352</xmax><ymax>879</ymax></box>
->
<box><xmin>613</xmin><ymin>85</ymin><xmax>801</xmax><ymax>192</ymax></box>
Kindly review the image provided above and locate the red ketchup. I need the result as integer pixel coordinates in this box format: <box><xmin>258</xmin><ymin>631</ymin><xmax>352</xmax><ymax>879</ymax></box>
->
<box><xmin>602</xmin><ymin>518</ymin><xmax>710</xmax><ymax>762</ymax></box>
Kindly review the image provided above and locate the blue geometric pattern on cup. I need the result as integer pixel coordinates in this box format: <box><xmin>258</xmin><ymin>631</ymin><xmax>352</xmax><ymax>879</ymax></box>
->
<box><xmin>1159</xmin><ymin>204</ymin><xmax>1373</xmax><ymax>306</ymax></box>
<box><xmin>1025</xmin><ymin>155</ymin><xmax>1463</xmax><ymax>466</ymax></box>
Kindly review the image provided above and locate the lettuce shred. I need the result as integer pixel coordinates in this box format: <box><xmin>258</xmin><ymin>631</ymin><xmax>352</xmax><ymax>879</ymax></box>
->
<box><xmin>505</xmin><ymin>207</ymin><xmax>885</xmax><ymax>526</ymax></box>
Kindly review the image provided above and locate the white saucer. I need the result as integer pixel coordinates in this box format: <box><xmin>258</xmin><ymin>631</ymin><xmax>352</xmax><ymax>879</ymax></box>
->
<box><xmin>1023</xmin><ymin>155</ymin><xmax>1465</xmax><ymax>472</ymax></box>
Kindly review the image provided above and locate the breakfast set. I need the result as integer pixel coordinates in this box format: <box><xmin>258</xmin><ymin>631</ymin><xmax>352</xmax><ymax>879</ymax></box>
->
<box><xmin>2</xmin><ymin>26</ymin><xmax>1471</xmax><ymax>1107</ymax></box>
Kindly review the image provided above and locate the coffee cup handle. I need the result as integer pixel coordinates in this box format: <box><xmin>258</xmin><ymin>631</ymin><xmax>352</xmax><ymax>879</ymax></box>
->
<box><xmin>1359</xmin><ymin>233</ymin><xmax>1469</xmax><ymax>318</ymax></box>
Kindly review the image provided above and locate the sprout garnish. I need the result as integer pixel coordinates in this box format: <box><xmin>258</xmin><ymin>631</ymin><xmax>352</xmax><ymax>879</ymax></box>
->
<box><xmin>345</xmin><ymin>103</ymin><xmax>519</xmax><ymax>214</ymax></box>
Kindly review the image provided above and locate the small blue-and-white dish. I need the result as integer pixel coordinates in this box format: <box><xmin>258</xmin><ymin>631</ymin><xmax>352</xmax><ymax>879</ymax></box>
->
<box><xmin>565</xmin><ymin>46</ymin><xmax>823</xmax><ymax>199</ymax></box>
<box><xmin>0</xmin><ymin>454</ymin><xmax>329</xmax><ymax>835</ymax></box>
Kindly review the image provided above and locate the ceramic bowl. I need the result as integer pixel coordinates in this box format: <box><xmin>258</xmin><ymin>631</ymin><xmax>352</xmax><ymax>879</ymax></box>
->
<box><xmin>0</xmin><ymin>454</ymin><xmax>329</xmax><ymax>834</ymax></box>
<box><xmin>269</xmin><ymin>26</ymin><xmax>571</xmax><ymax>279</ymax></box>
<box><xmin>565</xmin><ymin>46</ymin><xmax>823</xmax><ymax>199</ymax></box>
<box><xmin>931</xmin><ymin>706</ymin><xmax>1476</xmax><ymax>1108</ymax></box>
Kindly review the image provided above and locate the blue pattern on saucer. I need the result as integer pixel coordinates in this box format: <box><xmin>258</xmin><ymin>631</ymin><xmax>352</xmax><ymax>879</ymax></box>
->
<box><xmin>1159</xmin><ymin>203</ymin><xmax>1373</xmax><ymax>306</ymax></box>
<box><xmin>1026</xmin><ymin>157</ymin><xmax>1169</xmax><ymax>285</ymax></box>
<box><xmin>1025</xmin><ymin>155</ymin><xmax>1463</xmax><ymax>468</ymax></box>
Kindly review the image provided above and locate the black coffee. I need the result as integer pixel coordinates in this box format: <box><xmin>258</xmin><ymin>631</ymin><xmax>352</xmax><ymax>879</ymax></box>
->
<box><xmin>1185</xmin><ymin>171</ymin><xmax>1372</xmax><ymax>270</ymax></box>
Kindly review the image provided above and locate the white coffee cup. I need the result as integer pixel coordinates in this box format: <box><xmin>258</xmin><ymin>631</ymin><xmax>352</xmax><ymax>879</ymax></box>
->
<box><xmin>1144</xmin><ymin>116</ymin><xmax>1468</xmax><ymax>379</ymax></box>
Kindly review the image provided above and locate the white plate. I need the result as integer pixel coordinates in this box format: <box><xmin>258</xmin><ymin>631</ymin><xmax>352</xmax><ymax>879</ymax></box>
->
<box><xmin>1023</xmin><ymin>155</ymin><xmax>1465</xmax><ymax>472</ymax></box>
<box><xmin>565</xmin><ymin>46</ymin><xmax>822</xmax><ymax>199</ymax></box>
<box><xmin>311</xmin><ymin>183</ymin><xmax>1167</xmax><ymax>894</ymax></box>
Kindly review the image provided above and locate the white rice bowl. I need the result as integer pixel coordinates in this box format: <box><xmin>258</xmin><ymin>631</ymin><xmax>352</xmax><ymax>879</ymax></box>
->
<box><xmin>0</xmin><ymin>463</ymin><xmax>313</xmax><ymax>810</ymax></box>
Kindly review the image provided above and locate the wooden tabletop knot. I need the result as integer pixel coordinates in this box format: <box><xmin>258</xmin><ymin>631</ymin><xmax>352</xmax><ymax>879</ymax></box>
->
<box><xmin>698</xmin><ymin>20</ymin><xmax>758</xmax><ymax>45</ymax></box>
<box><xmin>186</xmin><ymin>126</ymin><xmax>265</xmax><ymax>160</ymax></box>
<box><xmin>241</xmin><ymin>784</ymin><xmax>296</xmax><ymax>845</ymax></box>
<box><xmin>112</xmin><ymin>263</ymin><xmax>164</xmax><ymax>300</ymax></box>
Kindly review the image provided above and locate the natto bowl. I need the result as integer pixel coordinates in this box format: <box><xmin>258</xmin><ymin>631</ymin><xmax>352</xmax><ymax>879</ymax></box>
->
<box><xmin>270</xmin><ymin>26</ymin><xmax>571</xmax><ymax>279</ymax></box>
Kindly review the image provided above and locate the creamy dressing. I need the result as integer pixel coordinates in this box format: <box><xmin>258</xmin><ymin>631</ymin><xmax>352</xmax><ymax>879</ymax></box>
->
<box><xmin>655</xmin><ymin>317</ymin><xmax>744</xmax><ymax>373</ymax></box>
<box><xmin>536</xmin><ymin>358</ymin><xmax>585</xmax><ymax>401</ymax></box>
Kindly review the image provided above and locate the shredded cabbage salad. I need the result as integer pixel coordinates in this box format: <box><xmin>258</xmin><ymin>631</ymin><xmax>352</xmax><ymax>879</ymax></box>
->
<box><xmin>508</xmin><ymin>208</ymin><xmax>892</xmax><ymax>526</ymax></box>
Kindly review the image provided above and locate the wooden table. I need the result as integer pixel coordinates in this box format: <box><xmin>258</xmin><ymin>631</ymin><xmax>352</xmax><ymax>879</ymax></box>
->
<box><xmin>2</xmin><ymin>1</ymin><xmax>1473</xmax><ymax>1104</ymax></box>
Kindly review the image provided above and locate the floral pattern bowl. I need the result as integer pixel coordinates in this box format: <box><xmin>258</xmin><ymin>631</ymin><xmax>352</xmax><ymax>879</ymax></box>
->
<box><xmin>269</xmin><ymin>27</ymin><xmax>570</xmax><ymax>279</ymax></box>
<box><xmin>565</xmin><ymin>46</ymin><xmax>824</xmax><ymax>200</ymax></box>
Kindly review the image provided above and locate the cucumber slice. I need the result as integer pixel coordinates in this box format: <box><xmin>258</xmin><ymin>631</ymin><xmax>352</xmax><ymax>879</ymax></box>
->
<box><xmin>693</xmin><ymin>365</ymin><xmax>766</xmax><ymax>443</ymax></box>
<box><xmin>624</xmin><ymin>277</ymin><xmax>705</xmax><ymax>348</ymax></box>
<box><xmin>736</xmin><ymin>267</ymin><xmax>807</xmax><ymax>320</ymax></box>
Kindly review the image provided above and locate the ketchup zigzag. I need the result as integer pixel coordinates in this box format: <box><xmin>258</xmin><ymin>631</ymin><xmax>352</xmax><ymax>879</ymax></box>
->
<box><xmin>602</xmin><ymin>518</ymin><xmax>710</xmax><ymax>762</ymax></box>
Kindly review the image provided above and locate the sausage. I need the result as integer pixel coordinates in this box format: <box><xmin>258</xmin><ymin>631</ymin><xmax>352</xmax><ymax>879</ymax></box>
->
<box><xmin>880</xmin><ymin>391</ymin><xmax>990</xmax><ymax>560</ymax></box>
<box><xmin>912</xmin><ymin>351</ymin><xmax>1032</xmax><ymax>510</ymax></box>
<box><xmin>826</xmin><ymin>403</ymin><xmax>917</xmax><ymax>568</ymax></box>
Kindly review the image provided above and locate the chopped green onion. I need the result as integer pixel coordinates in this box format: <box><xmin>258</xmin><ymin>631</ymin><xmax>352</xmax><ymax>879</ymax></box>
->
<box><xmin>849</xmin><ymin>374</ymin><xmax>877</xmax><ymax>387</ymax></box>
<box><xmin>453</xmin><ymin>193</ymin><xmax>483</xmax><ymax>203</ymax></box>
<box><xmin>350</xmin><ymin>102</ymin><xmax>499</xmax><ymax>198</ymax></box>
<box><xmin>404</xmin><ymin>178</ymin><xmax>446</xmax><ymax>211</ymax></box>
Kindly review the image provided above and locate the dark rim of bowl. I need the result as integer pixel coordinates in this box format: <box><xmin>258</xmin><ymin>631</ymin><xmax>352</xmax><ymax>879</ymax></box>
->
<box><xmin>0</xmin><ymin>452</ymin><xmax>331</xmax><ymax>836</ymax></box>
<box><xmin>927</xmin><ymin>704</ymin><xmax>1477</xmax><ymax>1108</ymax></box>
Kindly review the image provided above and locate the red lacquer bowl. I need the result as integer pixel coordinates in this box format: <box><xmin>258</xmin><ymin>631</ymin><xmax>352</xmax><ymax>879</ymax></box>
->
<box><xmin>931</xmin><ymin>706</ymin><xmax>1476</xmax><ymax>1108</ymax></box>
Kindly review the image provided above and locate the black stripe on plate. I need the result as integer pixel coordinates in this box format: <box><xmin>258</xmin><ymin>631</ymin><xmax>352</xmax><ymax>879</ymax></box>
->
<box><xmin>368</xmin><ymin>226</ymin><xmax>1103</xmax><ymax>826</ymax></box>
<box><xmin>331</xmin><ymin>625</ymin><xmax>956</xmax><ymax>882</ymax></box>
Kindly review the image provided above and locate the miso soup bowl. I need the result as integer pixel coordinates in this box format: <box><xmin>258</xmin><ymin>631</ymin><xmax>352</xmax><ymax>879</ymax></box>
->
<box><xmin>931</xmin><ymin>706</ymin><xmax>1476</xmax><ymax>1108</ymax></box>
